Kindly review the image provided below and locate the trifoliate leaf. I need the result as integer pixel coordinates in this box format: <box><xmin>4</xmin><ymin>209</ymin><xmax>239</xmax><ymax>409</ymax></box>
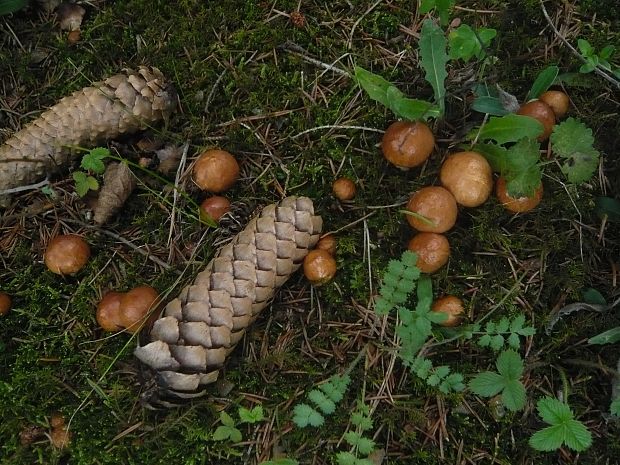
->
<box><xmin>73</xmin><ymin>171</ymin><xmax>99</xmax><ymax>197</ymax></box>
<box><xmin>81</xmin><ymin>147</ymin><xmax>110</xmax><ymax>174</ymax></box>
<box><xmin>496</xmin><ymin>350</ymin><xmax>524</xmax><ymax>379</ymax></box>
<box><xmin>529</xmin><ymin>397</ymin><xmax>592</xmax><ymax>452</ymax></box>
<box><xmin>501</xmin><ymin>379</ymin><xmax>526</xmax><ymax>411</ymax></box>
<box><xmin>238</xmin><ymin>405</ymin><xmax>264</xmax><ymax>424</ymax></box>
<box><xmin>468</xmin><ymin>114</ymin><xmax>544</xmax><ymax>144</ymax></box>
<box><xmin>529</xmin><ymin>424</ymin><xmax>566</xmax><ymax>451</ymax></box>
<box><xmin>220</xmin><ymin>411</ymin><xmax>235</xmax><ymax>427</ymax></box>
<box><xmin>536</xmin><ymin>397</ymin><xmax>573</xmax><ymax>424</ymax></box>
<box><xmin>550</xmin><ymin>118</ymin><xmax>600</xmax><ymax>184</ymax></box>
<box><xmin>419</xmin><ymin>19</ymin><xmax>449</xmax><ymax>112</ymax></box>
<box><xmin>449</xmin><ymin>24</ymin><xmax>496</xmax><ymax>61</ymax></box>
<box><xmin>292</xmin><ymin>404</ymin><xmax>324</xmax><ymax>428</ymax></box>
<box><xmin>469</xmin><ymin>372</ymin><xmax>505</xmax><ymax>397</ymax></box>
<box><xmin>562</xmin><ymin>419</ymin><xmax>593</xmax><ymax>451</ymax></box>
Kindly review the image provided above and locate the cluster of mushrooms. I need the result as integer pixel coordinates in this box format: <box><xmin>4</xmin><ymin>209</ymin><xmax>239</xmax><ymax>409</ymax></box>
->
<box><xmin>380</xmin><ymin>89</ymin><xmax>570</xmax><ymax>326</ymax></box>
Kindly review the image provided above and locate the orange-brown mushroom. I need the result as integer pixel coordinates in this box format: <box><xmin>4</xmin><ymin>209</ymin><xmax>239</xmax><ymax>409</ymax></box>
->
<box><xmin>517</xmin><ymin>100</ymin><xmax>555</xmax><ymax>141</ymax></box>
<box><xmin>407</xmin><ymin>233</ymin><xmax>450</xmax><ymax>274</ymax></box>
<box><xmin>405</xmin><ymin>186</ymin><xmax>458</xmax><ymax>233</ymax></box>
<box><xmin>539</xmin><ymin>90</ymin><xmax>569</xmax><ymax>119</ymax></box>
<box><xmin>96</xmin><ymin>291</ymin><xmax>125</xmax><ymax>332</ymax></box>
<box><xmin>381</xmin><ymin>121</ymin><xmax>435</xmax><ymax>169</ymax></box>
<box><xmin>0</xmin><ymin>292</ymin><xmax>11</xmax><ymax>316</ymax></box>
<box><xmin>118</xmin><ymin>286</ymin><xmax>159</xmax><ymax>333</ymax></box>
<box><xmin>431</xmin><ymin>295</ymin><xmax>465</xmax><ymax>327</ymax></box>
<box><xmin>44</xmin><ymin>234</ymin><xmax>91</xmax><ymax>275</ymax></box>
<box><xmin>192</xmin><ymin>149</ymin><xmax>239</xmax><ymax>193</ymax></box>
<box><xmin>303</xmin><ymin>249</ymin><xmax>337</xmax><ymax>286</ymax></box>
<box><xmin>315</xmin><ymin>234</ymin><xmax>337</xmax><ymax>256</ymax></box>
<box><xmin>200</xmin><ymin>196</ymin><xmax>231</xmax><ymax>223</ymax></box>
<box><xmin>332</xmin><ymin>177</ymin><xmax>356</xmax><ymax>201</ymax></box>
<box><xmin>496</xmin><ymin>177</ymin><xmax>543</xmax><ymax>213</ymax></box>
<box><xmin>440</xmin><ymin>151</ymin><xmax>493</xmax><ymax>207</ymax></box>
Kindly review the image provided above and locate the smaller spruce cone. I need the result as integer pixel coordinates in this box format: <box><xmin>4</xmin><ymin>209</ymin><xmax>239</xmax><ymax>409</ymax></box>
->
<box><xmin>135</xmin><ymin>196</ymin><xmax>322</xmax><ymax>405</ymax></box>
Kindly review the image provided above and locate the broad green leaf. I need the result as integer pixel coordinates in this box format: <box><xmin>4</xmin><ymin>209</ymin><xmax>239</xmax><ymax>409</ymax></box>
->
<box><xmin>588</xmin><ymin>327</ymin><xmax>620</xmax><ymax>345</ymax></box>
<box><xmin>562</xmin><ymin>419</ymin><xmax>593</xmax><ymax>451</ymax></box>
<box><xmin>386</xmin><ymin>86</ymin><xmax>441</xmax><ymax>120</ymax></box>
<box><xmin>578</xmin><ymin>39</ymin><xmax>595</xmax><ymax>57</ymax></box>
<box><xmin>529</xmin><ymin>424</ymin><xmax>566</xmax><ymax>451</ymax></box>
<box><xmin>469</xmin><ymin>114</ymin><xmax>544</xmax><ymax>144</ymax></box>
<box><xmin>72</xmin><ymin>171</ymin><xmax>99</xmax><ymax>197</ymax></box>
<box><xmin>599</xmin><ymin>45</ymin><xmax>615</xmax><ymax>60</ymax></box>
<box><xmin>496</xmin><ymin>349</ymin><xmax>524</xmax><ymax>379</ymax></box>
<box><xmin>0</xmin><ymin>0</ymin><xmax>27</xmax><ymax>15</ymax></box>
<box><xmin>550</xmin><ymin>118</ymin><xmax>599</xmax><ymax>184</ymax></box>
<box><xmin>471</xmin><ymin>96</ymin><xmax>510</xmax><ymax>116</ymax></box>
<box><xmin>419</xmin><ymin>20</ymin><xmax>449</xmax><ymax>113</ymax></box>
<box><xmin>220</xmin><ymin>411</ymin><xmax>235</xmax><ymax>427</ymax></box>
<box><xmin>527</xmin><ymin>66</ymin><xmax>559</xmax><ymax>100</ymax></box>
<box><xmin>469</xmin><ymin>372</ymin><xmax>505</xmax><ymax>397</ymax></box>
<box><xmin>449</xmin><ymin>25</ymin><xmax>496</xmax><ymax>61</ymax></box>
<box><xmin>354</xmin><ymin>66</ymin><xmax>392</xmax><ymax>108</ymax></box>
<box><xmin>582</xmin><ymin>288</ymin><xmax>606</xmax><ymax>305</ymax></box>
<box><xmin>595</xmin><ymin>196</ymin><xmax>620</xmax><ymax>222</ymax></box>
<box><xmin>238</xmin><ymin>405</ymin><xmax>264</xmax><ymax>423</ymax></box>
<box><xmin>212</xmin><ymin>425</ymin><xmax>241</xmax><ymax>442</ymax></box>
<box><xmin>472</xmin><ymin>143</ymin><xmax>509</xmax><ymax>172</ymax></box>
<box><xmin>501</xmin><ymin>379</ymin><xmax>526</xmax><ymax>411</ymax></box>
<box><xmin>536</xmin><ymin>397</ymin><xmax>574</xmax><ymax>424</ymax></box>
<box><xmin>419</xmin><ymin>0</ymin><xmax>454</xmax><ymax>26</ymax></box>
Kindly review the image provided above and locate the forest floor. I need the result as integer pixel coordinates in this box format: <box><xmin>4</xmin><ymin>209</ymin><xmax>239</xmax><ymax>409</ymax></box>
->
<box><xmin>1</xmin><ymin>0</ymin><xmax>619</xmax><ymax>464</ymax></box>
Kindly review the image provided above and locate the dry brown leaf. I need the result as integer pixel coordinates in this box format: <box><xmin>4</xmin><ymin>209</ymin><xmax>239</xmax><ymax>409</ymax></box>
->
<box><xmin>93</xmin><ymin>162</ymin><xmax>136</xmax><ymax>225</ymax></box>
<box><xmin>156</xmin><ymin>144</ymin><xmax>183</xmax><ymax>175</ymax></box>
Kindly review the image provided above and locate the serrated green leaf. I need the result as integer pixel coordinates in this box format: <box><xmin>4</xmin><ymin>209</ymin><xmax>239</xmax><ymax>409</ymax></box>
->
<box><xmin>416</xmin><ymin>275</ymin><xmax>433</xmax><ymax>311</ymax></box>
<box><xmin>351</xmin><ymin>412</ymin><xmax>373</xmax><ymax>431</ymax></box>
<box><xmin>413</xmin><ymin>358</ymin><xmax>433</xmax><ymax>379</ymax></box>
<box><xmin>449</xmin><ymin>25</ymin><xmax>496</xmax><ymax>62</ymax></box>
<box><xmin>527</xmin><ymin>65</ymin><xmax>559</xmax><ymax>100</ymax></box>
<box><xmin>469</xmin><ymin>372</ymin><xmax>505</xmax><ymax>397</ymax></box>
<box><xmin>478</xmin><ymin>334</ymin><xmax>492</xmax><ymax>347</ymax></box>
<box><xmin>73</xmin><ymin>171</ymin><xmax>100</xmax><ymax>197</ymax></box>
<box><xmin>562</xmin><ymin>419</ymin><xmax>593</xmax><ymax>451</ymax></box>
<box><xmin>507</xmin><ymin>333</ymin><xmax>521</xmax><ymax>349</ymax></box>
<box><xmin>427</xmin><ymin>374</ymin><xmax>441</xmax><ymax>386</ymax></box>
<box><xmin>504</xmin><ymin>137</ymin><xmax>542</xmax><ymax>197</ymax></box>
<box><xmin>517</xmin><ymin>327</ymin><xmax>536</xmax><ymax>337</ymax></box>
<box><xmin>509</xmin><ymin>314</ymin><xmax>525</xmax><ymax>331</ymax></box>
<box><xmin>496</xmin><ymin>317</ymin><xmax>510</xmax><ymax>333</ymax></box>
<box><xmin>496</xmin><ymin>350</ymin><xmax>524</xmax><ymax>379</ymax></box>
<box><xmin>292</xmin><ymin>404</ymin><xmax>324</xmax><ymax>428</ymax></box>
<box><xmin>81</xmin><ymin>147</ymin><xmax>110</xmax><ymax>174</ymax></box>
<box><xmin>490</xmin><ymin>334</ymin><xmax>505</xmax><ymax>351</ymax></box>
<box><xmin>220</xmin><ymin>411</ymin><xmax>235</xmax><ymax>427</ymax></box>
<box><xmin>434</xmin><ymin>365</ymin><xmax>451</xmax><ymax>379</ymax></box>
<box><xmin>344</xmin><ymin>431</ymin><xmax>362</xmax><ymax>447</ymax></box>
<box><xmin>529</xmin><ymin>424</ymin><xmax>566</xmax><ymax>451</ymax></box>
<box><xmin>537</xmin><ymin>397</ymin><xmax>574</xmax><ymax>424</ymax></box>
<box><xmin>419</xmin><ymin>20</ymin><xmax>449</xmax><ymax>113</ymax></box>
<box><xmin>419</xmin><ymin>0</ymin><xmax>454</xmax><ymax>25</ymax></box>
<box><xmin>588</xmin><ymin>326</ymin><xmax>620</xmax><ymax>345</ymax></box>
<box><xmin>238</xmin><ymin>405</ymin><xmax>264</xmax><ymax>423</ymax></box>
<box><xmin>428</xmin><ymin>311</ymin><xmax>448</xmax><ymax>324</ymax></box>
<box><xmin>501</xmin><ymin>379</ymin><xmax>526</xmax><ymax>411</ymax></box>
<box><xmin>335</xmin><ymin>451</ymin><xmax>357</xmax><ymax>465</ymax></box>
<box><xmin>309</xmin><ymin>389</ymin><xmax>336</xmax><ymax>414</ymax></box>
<box><xmin>356</xmin><ymin>437</ymin><xmax>376</xmax><ymax>455</ymax></box>
<box><xmin>469</xmin><ymin>114</ymin><xmax>544</xmax><ymax>144</ymax></box>
<box><xmin>550</xmin><ymin>118</ymin><xmax>599</xmax><ymax>184</ymax></box>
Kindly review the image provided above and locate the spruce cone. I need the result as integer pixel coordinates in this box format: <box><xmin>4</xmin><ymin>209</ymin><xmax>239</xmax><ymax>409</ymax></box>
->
<box><xmin>0</xmin><ymin>66</ymin><xmax>176</xmax><ymax>205</ymax></box>
<box><xmin>135</xmin><ymin>196</ymin><xmax>322</xmax><ymax>406</ymax></box>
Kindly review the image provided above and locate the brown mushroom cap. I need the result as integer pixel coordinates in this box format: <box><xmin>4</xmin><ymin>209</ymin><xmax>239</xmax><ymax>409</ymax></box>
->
<box><xmin>200</xmin><ymin>196</ymin><xmax>231</xmax><ymax>223</ymax></box>
<box><xmin>332</xmin><ymin>177</ymin><xmax>356</xmax><ymax>201</ymax></box>
<box><xmin>407</xmin><ymin>233</ymin><xmax>450</xmax><ymax>274</ymax></box>
<box><xmin>440</xmin><ymin>151</ymin><xmax>493</xmax><ymax>207</ymax></box>
<box><xmin>405</xmin><ymin>186</ymin><xmax>458</xmax><ymax>233</ymax></box>
<box><xmin>431</xmin><ymin>295</ymin><xmax>464</xmax><ymax>327</ymax></box>
<box><xmin>57</xmin><ymin>3</ymin><xmax>86</xmax><ymax>31</ymax></box>
<box><xmin>50</xmin><ymin>425</ymin><xmax>71</xmax><ymax>449</ymax></box>
<box><xmin>44</xmin><ymin>234</ymin><xmax>91</xmax><ymax>275</ymax></box>
<box><xmin>118</xmin><ymin>286</ymin><xmax>159</xmax><ymax>333</ymax></box>
<box><xmin>381</xmin><ymin>121</ymin><xmax>435</xmax><ymax>169</ymax></box>
<box><xmin>96</xmin><ymin>291</ymin><xmax>125</xmax><ymax>332</ymax></box>
<box><xmin>517</xmin><ymin>100</ymin><xmax>555</xmax><ymax>141</ymax></box>
<box><xmin>192</xmin><ymin>149</ymin><xmax>240</xmax><ymax>193</ymax></box>
<box><xmin>539</xmin><ymin>90</ymin><xmax>569</xmax><ymax>119</ymax></box>
<box><xmin>315</xmin><ymin>234</ymin><xmax>337</xmax><ymax>256</ymax></box>
<box><xmin>496</xmin><ymin>177</ymin><xmax>543</xmax><ymax>213</ymax></box>
<box><xmin>0</xmin><ymin>292</ymin><xmax>11</xmax><ymax>316</ymax></box>
<box><xmin>303</xmin><ymin>249</ymin><xmax>337</xmax><ymax>286</ymax></box>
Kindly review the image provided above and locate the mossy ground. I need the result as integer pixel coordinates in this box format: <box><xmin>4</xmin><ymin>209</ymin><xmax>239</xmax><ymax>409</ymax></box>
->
<box><xmin>1</xmin><ymin>0</ymin><xmax>619</xmax><ymax>464</ymax></box>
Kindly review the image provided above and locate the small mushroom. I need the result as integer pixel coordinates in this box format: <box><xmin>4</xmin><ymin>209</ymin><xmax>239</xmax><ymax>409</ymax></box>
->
<box><xmin>200</xmin><ymin>196</ymin><xmax>231</xmax><ymax>223</ymax></box>
<box><xmin>192</xmin><ymin>149</ymin><xmax>239</xmax><ymax>193</ymax></box>
<box><xmin>303</xmin><ymin>249</ymin><xmax>336</xmax><ymax>286</ymax></box>
<box><xmin>44</xmin><ymin>234</ymin><xmax>91</xmax><ymax>275</ymax></box>
<box><xmin>431</xmin><ymin>295</ymin><xmax>464</xmax><ymax>327</ymax></box>
<box><xmin>315</xmin><ymin>234</ymin><xmax>337</xmax><ymax>256</ymax></box>
<box><xmin>496</xmin><ymin>177</ymin><xmax>543</xmax><ymax>213</ymax></box>
<box><xmin>440</xmin><ymin>151</ymin><xmax>493</xmax><ymax>207</ymax></box>
<box><xmin>332</xmin><ymin>177</ymin><xmax>356</xmax><ymax>201</ymax></box>
<box><xmin>539</xmin><ymin>90</ymin><xmax>569</xmax><ymax>119</ymax></box>
<box><xmin>96</xmin><ymin>292</ymin><xmax>124</xmax><ymax>332</ymax></box>
<box><xmin>517</xmin><ymin>100</ymin><xmax>555</xmax><ymax>141</ymax></box>
<box><xmin>118</xmin><ymin>286</ymin><xmax>159</xmax><ymax>333</ymax></box>
<box><xmin>57</xmin><ymin>2</ymin><xmax>86</xmax><ymax>32</ymax></box>
<box><xmin>0</xmin><ymin>292</ymin><xmax>11</xmax><ymax>316</ymax></box>
<box><xmin>407</xmin><ymin>233</ymin><xmax>450</xmax><ymax>274</ymax></box>
<box><xmin>381</xmin><ymin>121</ymin><xmax>435</xmax><ymax>169</ymax></box>
<box><xmin>405</xmin><ymin>186</ymin><xmax>458</xmax><ymax>233</ymax></box>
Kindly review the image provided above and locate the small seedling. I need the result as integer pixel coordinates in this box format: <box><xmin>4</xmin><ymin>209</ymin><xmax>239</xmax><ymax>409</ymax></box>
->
<box><xmin>419</xmin><ymin>0</ymin><xmax>455</xmax><ymax>26</ymax></box>
<box><xmin>211</xmin><ymin>405</ymin><xmax>264</xmax><ymax>443</ymax></box>
<box><xmin>449</xmin><ymin>24</ymin><xmax>496</xmax><ymax>62</ymax></box>
<box><xmin>469</xmin><ymin>349</ymin><xmax>526</xmax><ymax>411</ymax></box>
<box><xmin>577</xmin><ymin>39</ymin><xmax>620</xmax><ymax>78</ymax></box>
<box><xmin>73</xmin><ymin>147</ymin><xmax>110</xmax><ymax>197</ymax></box>
<box><xmin>476</xmin><ymin>314</ymin><xmax>536</xmax><ymax>352</ymax></box>
<box><xmin>335</xmin><ymin>401</ymin><xmax>377</xmax><ymax>465</ymax></box>
<box><xmin>529</xmin><ymin>397</ymin><xmax>592</xmax><ymax>452</ymax></box>
<box><xmin>293</xmin><ymin>374</ymin><xmax>351</xmax><ymax>428</ymax></box>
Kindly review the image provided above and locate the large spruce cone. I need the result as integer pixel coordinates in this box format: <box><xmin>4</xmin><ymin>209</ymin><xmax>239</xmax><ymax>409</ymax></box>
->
<box><xmin>0</xmin><ymin>66</ymin><xmax>176</xmax><ymax>205</ymax></box>
<box><xmin>136</xmin><ymin>196</ymin><xmax>322</xmax><ymax>406</ymax></box>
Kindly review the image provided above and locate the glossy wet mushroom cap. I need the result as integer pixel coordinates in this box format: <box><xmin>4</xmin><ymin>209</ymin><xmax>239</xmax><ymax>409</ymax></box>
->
<box><xmin>303</xmin><ymin>249</ymin><xmax>337</xmax><ymax>286</ymax></box>
<box><xmin>405</xmin><ymin>186</ymin><xmax>458</xmax><ymax>233</ymax></box>
<box><xmin>332</xmin><ymin>177</ymin><xmax>356</xmax><ymax>201</ymax></box>
<box><xmin>44</xmin><ymin>234</ymin><xmax>91</xmax><ymax>275</ymax></box>
<box><xmin>496</xmin><ymin>177</ymin><xmax>543</xmax><ymax>213</ymax></box>
<box><xmin>96</xmin><ymin>291</ymin><xmax>125</xmax><ymax>332</ymax></box>
<box><xmin>407</xmin><ymin>233</ymin><xmax>450</xmax><ymax>274</ymax></box>
<box><xmin>440</xmin><ymin>151</ymin><xmax>493</xmax><ymax>207</ymax></box>
<box><xmin>431</xmin><ymin>295</ymin><xmax>465</xmax><ymax>327</ymax></box>
<box><xmin>381</xmin><ymin>121</ymin><xmax>435</xmax><ymax>169</ymax></box>
<box><xmin>118</xmin><ymin>286</ymin><xmax>159</xmax><ymax>333</ymax></box>
<box><xmin>517</xmin><ymin>100</ymin><xmax>555</xmax><ymax>141</ymax></box>
<box><xmin>200</xmin><ymin>196</ymin><xmax>231</xmax><ymax>223</ymax></box>
<box><xmin>192</xmin><ymin>149</ymin><xmax>239</xmax><ymax>193</ymax></box>
<box><xmin>539</xmin><ymin>90</ymin><xmax>569</xmax><ymax>119</ymax></box>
